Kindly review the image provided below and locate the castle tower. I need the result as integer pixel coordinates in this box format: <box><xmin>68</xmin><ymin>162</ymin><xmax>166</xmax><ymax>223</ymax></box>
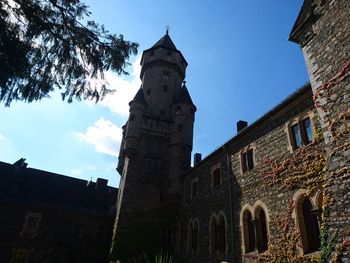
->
<box><xmin>111</xmin><ymin>32</ymin><xmax>196</xmax><ymax>261</ymax></box>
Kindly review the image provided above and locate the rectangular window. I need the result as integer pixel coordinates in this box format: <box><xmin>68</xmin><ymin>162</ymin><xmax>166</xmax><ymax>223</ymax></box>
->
<box><xmin>12</xmin><ymin>250</ymin><xmax>29</xmax><ymax>263</ymax></box>
<box><xmin>191</xmin><ymin>180</ymin><xmax>198</xmax><ymax>198</ymax></box>
<box><xmin>22</xmin><ymin>213</ymin><xmax>41</xmax><ymax>238</ymax></box>
<box><xmin>302</xmin><ymin>117</ymin><xmax>313</xmax><ymax>144</ymax></box>
<box><xmin>212</xmin><ymin>168</ymin><xmax>221</xmax><ymax>187</ymax></box>
<box><xmin>73</xmin><ymin>222</ymin><xmax>84</xmax><ymax>239</ymax></box>
<box><xmin>242</xmin><ymin>152</ymin><xmax>247</xmax><ymax>173</ymax></box>
<box><xmin>290</xmin><ymin>117</ymin><xmax>314</xmax><ymax>150</ymax></box>
<box><xmin>242</xmin><ymin>149</ymin><xmax>254</xmax><ymax>173</ymax></box>
<box><xmin>291</xmin><ymin>123</ymin><xmax>302</xmax><ymax>149</ymax></box>
<box><xmin>247</xmin><ymin>149</ymin><xmax>254</xmax><ymax>170</ymax></box>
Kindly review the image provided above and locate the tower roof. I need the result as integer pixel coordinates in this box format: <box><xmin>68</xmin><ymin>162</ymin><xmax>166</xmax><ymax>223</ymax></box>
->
<box><xmin>174</xmin><ymin>83</ymin><xmax>195</xmax><ymax>107</ymax></box>
<box><xmin>131</xmin><ymin>88</ymin><xmax>145</xmax><ymax>104</ymax></box>
<box><xmin>151</xmin><ymin>33</ymin><xmax>178</xmax><ymax>51</ymax></box>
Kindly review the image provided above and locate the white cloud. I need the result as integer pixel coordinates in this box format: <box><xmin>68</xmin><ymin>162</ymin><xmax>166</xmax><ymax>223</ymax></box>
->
<box><xmin>0</xmin><ymin>133</ymin><xmax>4</xmax><ymax>141</ymax></box>
<box><xmin>96</xmin><ymin>56</ymin><xmax>142</xmax><ymax>117</ymax></box>
<box><xmin>69</xmin><ymin>169</ymin><xmax>82</xmax><ymax>176</ymax></box>
<box><xmin>74</xmin><ymin>118</ymin><xmax>123</xmax><ymax>157</ymax></box>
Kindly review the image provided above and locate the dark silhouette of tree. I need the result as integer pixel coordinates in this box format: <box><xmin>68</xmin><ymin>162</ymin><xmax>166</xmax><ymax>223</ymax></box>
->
<box><xmin>0</xmin><ymin>0</ymin><xmax>138</xmax><ymax>106</ymax></box>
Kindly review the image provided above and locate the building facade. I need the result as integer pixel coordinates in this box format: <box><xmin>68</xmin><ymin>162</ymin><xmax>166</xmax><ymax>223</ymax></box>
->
<box><xmin>0</xmin><ymin>159</ymin><xmax>117</xmax><ymax>263</ymax></box>
<box><xmin>112</xmin><ymin>0</ymin><xmax>349</xmax><ymax>262</ymax></box>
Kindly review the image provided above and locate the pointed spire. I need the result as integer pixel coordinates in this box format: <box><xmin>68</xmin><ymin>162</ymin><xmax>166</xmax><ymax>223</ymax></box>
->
<box><xmin>132</xmin><ymin>88</ymin><xmax>145</xmax><ymax>104</ymax></box>
<box><xmin>151</xmin><ymin>33</ymin><xmax>177</xmax><ymax>51</ymax></box>
<box><xmin>174</xmin><ymin>81</ymin><xmax>194</xmax><ymax>105</ymax></box>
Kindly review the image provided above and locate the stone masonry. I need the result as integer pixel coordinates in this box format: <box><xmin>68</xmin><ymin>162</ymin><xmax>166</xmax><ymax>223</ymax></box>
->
<box><xmin>112</xmin><ymin>1</ymin><xmax>349</xmax><ymax>262</ymax></box>
<box><xmin>290</xmin><ymin>0</ymin><xmax>350</xmax><ymax>261</ymax></box>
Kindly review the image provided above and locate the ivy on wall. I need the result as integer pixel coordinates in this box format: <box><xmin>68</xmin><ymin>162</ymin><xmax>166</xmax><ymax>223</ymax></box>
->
<box><xmin>248</xmin><ymin>59</ymin><xmax>350</xmax><ymax>262</ymax></box>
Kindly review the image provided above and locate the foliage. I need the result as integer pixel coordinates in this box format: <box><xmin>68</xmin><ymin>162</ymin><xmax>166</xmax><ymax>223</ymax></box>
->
<box><xmin>254</xmin><ymin>59</ymin><xmax>350</xmax><ymax>262</ymax></box>
<box><xmin>319</xmin><ymin>207</ymin><xmax>338</xmax><ymax>263</ymax></box>
<box><xmin>246</xmin><ymin>202</ymin><xmax>310</xmax><ymax>263</ymax></box>
<box><xmin>109</xmin><ymin>250</ymin><xmax>174</xmax><ymax>263</ymax></box>
<box><xmin>0</xmin><ymin>0</ymin><xmax>138</xmax><ymax>106</ymax></box>
<box><xmin>144</xmin><ymin>250</ymin><xmax>174</xmax><ymax>263</ymax></box>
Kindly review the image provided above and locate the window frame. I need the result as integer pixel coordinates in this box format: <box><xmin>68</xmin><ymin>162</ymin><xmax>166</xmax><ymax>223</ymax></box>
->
<box><xmin>286</xmin><ymin>113</ymin><xmax>315</xmax><ymax>152</ymax></box>
<box><xmin>211</xmin><ymin>163</ymin><xmax>222</xmax><ymax>189</ymax></box>
<box><xmin>190</xmin><ymin>177</ymin><xmax>199</xmax><ymax>199</ymax></box>
<box><xmin>241</xmin><ymin>147</ymin><xmax>255</xmax><ymax>174</ymax></box>
<box><xmin>21</xmin><ymin>212</ymin><xmax>41</xmax><ymax>238</ymax></box>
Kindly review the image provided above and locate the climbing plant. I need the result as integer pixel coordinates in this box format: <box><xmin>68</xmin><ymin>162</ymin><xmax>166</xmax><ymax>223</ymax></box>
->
<box><xmin>251</xmin><ymin>59</ymin><xmax>350</xmax><ymax>262</ymax></box>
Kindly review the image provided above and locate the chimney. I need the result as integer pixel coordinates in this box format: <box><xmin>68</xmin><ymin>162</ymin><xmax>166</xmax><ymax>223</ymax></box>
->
<box><xmin>193</xmin><ymin>153</ymin><xmax>202</xmax><ymax>166</ymax></box>
<box><xmin>237</xmin><ymin>120</ymin><xmax>248</xmax><ymax>133</ymax></box>
<box><xmin>95</xmin><ymin>178</ymin><xmax>108</xmax><ymax>191</ymax></box>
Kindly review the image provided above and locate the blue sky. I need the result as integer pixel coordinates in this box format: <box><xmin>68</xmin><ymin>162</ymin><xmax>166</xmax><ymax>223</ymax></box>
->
<box><xmin>0</xmin><ymin>0</ymin><xmax>308</xmax><ymax>187</ymax></box>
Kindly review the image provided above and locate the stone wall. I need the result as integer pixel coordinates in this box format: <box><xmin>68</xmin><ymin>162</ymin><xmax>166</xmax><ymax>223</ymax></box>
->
<box><xmin>0</xmin><ymin>203</ymin><xmax>114</xmax><ymax>263</ymax></box>
<box><xmin>180</xmin><ymin>85</ymin><xmax>323</xmax><ymax>262</ymax></box>
<box><xmin>293</xmin><ymin>0</ymin><xmax>350</xmax><ymax>260</ymax></box>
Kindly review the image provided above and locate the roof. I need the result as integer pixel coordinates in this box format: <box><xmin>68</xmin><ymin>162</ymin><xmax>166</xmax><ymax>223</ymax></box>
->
<box><xmin>141</xmin><ymin>33</ymin><xmax>188</xmax><ymax>67</ymax></box>
<box><xmin>174</xmin><ymin>83</ymin><xmax>195</xmax><ymax>107</ymax></box>
<box><xmin>0</xmin><ymin>161</ymin><xmax>118</xmax><ymax>216</ymax></box>
<box><xmin>132</xmin><ymin>88</ymin><xmax>146</xmax><ymax>104</ymax></box>
<box><xmin>187</xmin><ymin>82</ymin><xmax>312</xmax><ymax>174</ymax></box>
<box><xmin>151</xmin><ymin>33</ymin><xmax>177</xmax><ymax>51</ymax></box>
<box><xmin>289</xmin><ymin>0</ymin><xmax>320</xmax><ymax>44</ymax></box>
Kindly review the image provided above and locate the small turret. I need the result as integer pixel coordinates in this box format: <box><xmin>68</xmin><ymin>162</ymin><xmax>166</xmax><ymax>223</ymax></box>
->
<box><xmin>124</xmin><ymin>88</ymin><xmax>145</xmax><ymax>150</ymax></box>
<box><xmin>168</xmin><ymin>81</ymin><xmax>196</xmax><ymax>194</ymax></box>
<box><xmin>171</xmin><ymin>81</ymin><xmax>196</xmax><ymax>147</ymax></box>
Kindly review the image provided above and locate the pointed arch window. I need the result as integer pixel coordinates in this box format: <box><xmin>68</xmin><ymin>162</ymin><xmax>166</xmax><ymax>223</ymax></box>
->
<box><xmin>209</xmin><ymin>213</ymin><xmax>227</xmax><ymax>254</ymax></box>
<box><xmin>301</xmin><ymin>197</ymin><xmax>320</xmax><ymax>253</ymax></box>
<box><xmin>242</xmin><ymin>210</ymin><xmax>255</xmax><ymax>253</ymax></box>
<box><xmin>256</xmin><ymin>208</ymin><xmax>268</xmax><ymax>252</ymax></box>
<box><xmin>187</xmin><ymin>219</ymin><xmax>199</xmax><ymax>253</ymax></box>
<box><xmin>295</xmin><ymin>194</ymin><xmax>321</xmax><ymax>254</ymax></box>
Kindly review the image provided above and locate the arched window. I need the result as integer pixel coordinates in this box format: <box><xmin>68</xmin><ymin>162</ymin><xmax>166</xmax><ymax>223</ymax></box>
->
<box><xmin>302</xmin><ymin>197</ymin><xmax>320</xmax><ymax>253</ymax></box>
<box><xmin>256</xmin><ymin>208</ymin><xmax>268</xmax><ymax>252</ymax></box>
<box><xmin>187</xmin><ymin>219</ymin><xmax>199</xmax><ymax>253</ymax></box>
<box><xmin>209</xmin><ymin>213</ymin><xmax>227</xmax><ymax>254</ymax></box>
<box><xmin>295</xmin><ymin>193</ymin><xmax>321</xmax><ymax>254</ymax></box>
<box><xmin>216</xmin><ymin>215</ymin><xmax>226</xmax><ymax>252</ymax></box>
<box><xmin>242</xmin><ymin>210</ymin><xmax>255</xmax><ymax>253</ymax></box>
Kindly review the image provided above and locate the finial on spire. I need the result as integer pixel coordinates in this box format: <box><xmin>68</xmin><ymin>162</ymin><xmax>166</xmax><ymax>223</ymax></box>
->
<box><xmin>166</xmin><ymin>25</ymin><xmax>170</xmax><ymax>35</ymax></box>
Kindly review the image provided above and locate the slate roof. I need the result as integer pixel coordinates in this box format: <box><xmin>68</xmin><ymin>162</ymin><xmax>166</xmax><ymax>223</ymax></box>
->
<box><xmin>0</xmin><ymin>160</ymin><xmax>118</xmax><ymax>216</ymax></box>
<box><xmin>289</xmin><ymin>0</ymin><xmax>320</xmax><ymax>43</ymax></box>
<box><xmin>174</xmin><ymin>84</ymin><xmax>195</xmax><ymax>106</ymax></box>
<box><xmin>186</xmin><ymin>82</ymin><xmax>312</xmax><ymax>174</ymax></box>
<box><xmin>151</xmin><ymin>33</ymin><xmax>177</xmax><ymax>51</ymax></box>
<box><xmin>132</xmin><ymin>88</ymin><xmax>146</xmax><ymax>104</ymax></box>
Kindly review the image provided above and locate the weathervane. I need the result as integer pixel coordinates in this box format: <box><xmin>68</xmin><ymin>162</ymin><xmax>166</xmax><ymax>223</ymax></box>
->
<box><xmin>166</xmin><ymin>25</ymin><xmax>170</xmax><ymax>34</ymax></box>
